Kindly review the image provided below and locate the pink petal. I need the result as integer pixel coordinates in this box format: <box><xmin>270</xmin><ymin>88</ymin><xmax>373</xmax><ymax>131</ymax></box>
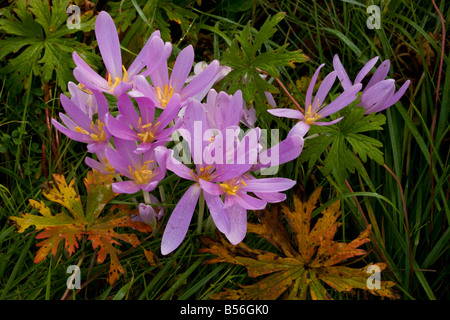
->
<box><xmin>161</xmin><ymin>184</ymin><xmax>201</xmax><ymax>255</ymax></box>
<box><xmin>105</xmin><ymin>113</ymin><xmax>137</xmax><ymax>141</ymax></box>
<box><xmin>306</xmin><ymin>64</ymin><xmax>325</xmax><ymax>109</ymax></box>
<box><xmin>127</xmin><ymin>30</ymin><xmax>161</xmax><ymax>78</ymax></box>
<box><xmin>60</xmin><ymin>94</ymin><xmax>92</xmax><ymax>130</ymax></box>
<box><xmin>365</xmin><ymin>59</ymin><xmax>390</xmax><ymax>91</ymax></box>
<box><xmin>354</xmin><ymin>56</ymin><xmax>379</xmax><ymax>84</ymax></box>
<box><xmin>111</xmin><ymin>180</ymin><xmax>140</xmax><ymax>194</ymax></box>
<box><xmin>180</xmin><ymin>60</ymin><xmax>219</xmax><ymax>103</ymax></box>
<box><xmin>170</xmin><ymin>45</ymin><xmax>194</xmax><ymax>93</ymax></box>
<box><xmin>117</xmin><ymin>94</ymin><xmax>140</xmax><ymax>127</ymax></box>
<box><xmin>267</xmin><ymin>108</ymin><xmax>302</xmax><ymax>119</ymax></box>
<box><xmin>199</xmin><ymin>179</ymin><xmax>224</xmax><ymax>196</ymax></box>
<box><xmin>203</xmin><ymin>192</ymin><xmax>231</xmax><ymax>234</ymax></box>
<box><xmin>223</xmin><ymin>203</ymin><xmax>248</xmax><ymax>245</ymax></box>
<box><xmin>239</xmin><ymin>177</ymin><xmax>296</xmax><ymax>193</ymax></box>
<box><xmin>165</xmin><ymin>150</ymin><xmax>196</xmax><ymax>182</ymax></box>
<box><xmin>104</xmin><ymin>146</ymin><xmax>133</xmax><ymax>179</ymax></box>
<box><xmin>234</xmin><ymin>192</ymin><xmax>267</xmax><ymax>210</ymax></box>
<box><xmin>51</xmin><ymin>118</ymin><xmax>92</xmax><ymax>143</ymax></box>
<box><xmin>333</xmin><ymin>54</ymin><xmax>352</xmax><ymax>90</ymax></box>
<box><xmin>312</xmin><ymin>70</ymin><xmax>337</xmax><ymax>112</ymax></box>
<box><xmin>254</xmin><ymin>191</ymin><xmax>286</xmax><ymax>203</ymax></box>
<box><xmin>72</xmin><ymin>52</ymin><xmax>109</xmax><ymax>89</ymax></box>
<box><xmin>95</xmin><ymin>11</ymin><xmax>122</xmax><ymax>79</ymax></box>
<box><xmin>375</xmin><ymin>79</ymin><xmax>410</xmax><ymax>113</ymax></box>
<box><xmin>318</xmin><ymin>83</ymin><xmax>361</xmax><ymax>118</ymax></box>
<box><xmin>314</xmin><ymin>117</ymin><xmax>344</xmax><ymax>126</ymax></box>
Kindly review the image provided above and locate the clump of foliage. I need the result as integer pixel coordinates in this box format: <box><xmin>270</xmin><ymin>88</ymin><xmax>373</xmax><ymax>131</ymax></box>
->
<box><xmin>10</xmin><ymin>171</ymin><xmax>152</xmax><ymax>285</ymax></box>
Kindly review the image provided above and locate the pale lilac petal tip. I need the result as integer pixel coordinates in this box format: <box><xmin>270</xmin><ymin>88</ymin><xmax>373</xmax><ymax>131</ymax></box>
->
<box><xmin>95</xmin><ymin>11</ymin><xmax>122</xmax><ymax>79</ymax></box>
<box><xmin>161</xmin><ymin>184</ymin><xmax>201</xmax><ymax>255</ymax></box>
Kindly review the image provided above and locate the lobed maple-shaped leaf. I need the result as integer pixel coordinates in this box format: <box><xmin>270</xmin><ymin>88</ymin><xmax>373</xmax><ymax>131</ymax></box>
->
<box><xmin>199</xmin><ymin>187</ymin><xmax>399</xmax><ymax>300</ymax></box>
<box><xmin>9</xmin><ymin>171</ymin><xmax>151</xmax><ymax>286</ymax></box>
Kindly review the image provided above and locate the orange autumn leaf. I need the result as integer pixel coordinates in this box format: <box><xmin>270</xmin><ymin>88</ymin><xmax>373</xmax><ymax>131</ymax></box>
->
<box><xmin>200</xmin><ymin>187</ymin><xmax>399</xmax><ymax>300</ymax></box>
<box><xmin>9</xmin><ymin>171</ymin><xmax>152</xmax><ymax>286</ymax></box>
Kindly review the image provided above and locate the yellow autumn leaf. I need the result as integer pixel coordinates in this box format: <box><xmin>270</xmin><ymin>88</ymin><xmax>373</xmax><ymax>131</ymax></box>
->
<box><xmin>200</xmin><ymin>187</ymin><xmax>399</xmax><ymax>300</ymax></box>
<box><xmin>9</xmin><ymin>171</ymin><xmax>152</xmax><ymax>286</ymax></box>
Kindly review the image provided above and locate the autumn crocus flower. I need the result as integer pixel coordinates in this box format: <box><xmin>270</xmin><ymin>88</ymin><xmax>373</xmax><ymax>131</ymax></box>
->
<box><xmin>133</xmin><ymin>200</ymin><xmax>164</xmax><ymax>228</ymax></box>
<box><xmin>200</xmin><ymin>174</ymin><xmax>296</xmax><ymax>245</ymax></box>
<box><xmin>130</xmin><ymin>44</ymin><xmax>220</xmax><ymax>109</ymax></box>
<box><xmin>104</xmin><ymin>138</ymin><xmax>166</xmax><ymax>194</ymax></box>
<box><xmin>201</xmin><ymin>89</ymin><xmax>244</xmax><ymax>131</ymax></box>
<box><xmin>333</xmin><ymin>54</ymin><xmax>410</xmax><ymax>114</ymax></box>
<box><xmin>67</xmin><ymin>81</ymin><xmax>97</xmax><ymax>119</ymax></box>
<box><xmin>51</xmin><ymin>90</ymin><xmax>111</xmax><ymax>153</ymax></box>
<box><xmin>158</xmin><ymin>99</ymin><xmax>261</xmax><ymax>255</ymax></box>
<box><xmin>85</xmin><ymin>148</ymin><xmax>116</xmax><ymax>175</ymax></box>
<box><xmin>267</xmin><ymin>64</ymin><xmax>361</xmax><ymax>136</ymax></box>
<box><xmin>73</xmin><ymin>11</ymin><xmax>165</xmax><ymax>96</ymax></box>
<box><xmin>105</xmin><ymin>93</ymin><xmax>182</xmax><ymax>154</ymax></box>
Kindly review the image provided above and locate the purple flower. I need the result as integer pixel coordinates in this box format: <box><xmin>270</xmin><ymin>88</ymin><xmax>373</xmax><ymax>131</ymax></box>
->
<box><xmin>333</xmin><ymin>54</ymin><xmax>410</xmax><ymax>114</ymax></box>
<box><xmin>267</xmin><ymin>64</ymin><xmax>361</xmax><ymax>135</ymax></box>
<box><xmin>133</xmin><ymin>201</ymin><xmax>164</xmax><ymax>227</ymax></box>
<box><xmin>199</xmin><ymin>174</ymin><xmax>296</xmax><ymax>245</ymax></box>
<box><xmin>104</xmin><ymin>138</ymin><xmax>166</xmax><ymax>194</ymax></box>
<box><xmin>67</xmin><ymin>81</ymin><xmax>97</xmax><ymax>118</ymax></box>
<box><xmin>85</xmin><ymin>148</ymin><xmax>116</xmax><ymax>175</ymax></box>
<box><xmin>158</xmin><ymin>98</ymin><xmax>263</xmax><ymax>255</ymax></box>
<box><xmin>185</xmin><ymin>61</ymin><xmax>231</xmax><ymax>84</ymax></box>
<box><xmin>201</xmin><ymin>89</ymin><xmax>244</xmax><ymax>131</ymax></box>
<box><xmin>252</xmin><ymin>129</ymin><xmax>307</xmax><ymax>173</ymax></box>
<box><xmin>105</xmin><ymin>93</ymin><xmax>182</xmax><ymax>154</ymax></box>
<box><xmin>73</xmin><ymin>11</ymin><xmax>165</xmax><ymax>96</ymax></box>
<box><xmin>51</xmin><ymin>90</ymin><xmax>111</xmax><ymax>153</ymax></box>
<box><xmin>129</xmin><ymin>44</ymin><xmax>220</xmax><ymax>109</ymax></box>
<box><xmin>159</xmin><ymin>96</ymin><xmax>299</xmax><ymax>254</ymax></box>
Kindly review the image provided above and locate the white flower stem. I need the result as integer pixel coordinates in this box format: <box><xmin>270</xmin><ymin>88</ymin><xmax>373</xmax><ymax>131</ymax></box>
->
<box><xmin>143</xmin><ymin>190</ymin><xmax>151</xmax><ymax>205</ymax></box>
<box><xmin>197</xmin><ymin>191</ymin><xmax>205</xmax><ymax>234</ymax></box>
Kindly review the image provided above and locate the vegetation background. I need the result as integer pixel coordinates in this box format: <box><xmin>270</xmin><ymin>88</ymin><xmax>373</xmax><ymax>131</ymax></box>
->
<box><xmin>0</xmin><ymin>0</ymin><xmax>448</xmax><ymax>300</ymax></box>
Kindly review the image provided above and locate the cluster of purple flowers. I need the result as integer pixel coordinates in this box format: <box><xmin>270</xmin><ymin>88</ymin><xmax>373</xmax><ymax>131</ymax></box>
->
<box><xmin>53</xmin><ymin>12</ymin><xmax>409</xmax><ymax>255</ymax></box>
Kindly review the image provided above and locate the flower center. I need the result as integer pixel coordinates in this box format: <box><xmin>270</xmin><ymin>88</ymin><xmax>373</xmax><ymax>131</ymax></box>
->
<box><xmin>108</xmin><ymin>65</ymin><xmax>128</xmax><ymax>92</ymax></box>
<box><xmin>129</xmin><ymin>160</ymin><xmax>154</xmax><ymax>184</ymax></box>
<box><xmin>191</xmin><ymin>165</ymin><xmax>214</xmax><ymax>182</ymax></box>
<box><xmin>102</xmin><ymin>158</ymin><xmax>116</xmax><ymax>174</ymax></box>
<box><xmin>75</xmin><ymin>119</ymin><xmax>107</xmax><ymax>142</ymax></box>
<box><xmin>304</xmin><ymin>104</ymin><xmax>321</xmax><ymax>125</ymax></box>
<box><xmin>156</xmin><ymin>84</ymin><xmax>174</xmax><ymax>108</ymax></box>
<box><xmin>219</xmin><ymin>179</ymin><xmax>246</xmax><ymax>196</ymax></box>
<box><xmin>136</xmin><ymin>117</ymin><xmax>160</xmax><ymax>143</ymax></box>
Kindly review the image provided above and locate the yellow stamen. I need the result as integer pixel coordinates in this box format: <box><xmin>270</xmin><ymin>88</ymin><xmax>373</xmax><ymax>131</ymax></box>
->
<box><xmin>76</xmin><ymin>120</ymin><xmax>107</xmax><ymax>142</ymax></box>
<box><xmin>304</xmin><ymin>104</ymin><xmax>322</xmax><ymax>125</ymax></box>
<box><xmin>75</xmin><ymin>126</ymin><xmax>88</xmax><ymax>134</ymax></box>
<box><xmin>137</xmin><ymin>131</ymin><xmax>155</xmax><ymax>144</ymax></box>
<box><xmin>219</xmin><ymin>179</ymin><xmax>245</xmax><ymax>195</ymax></box>
<box><xmin>108</xmin><ymin>65</ymin><xmax>129</xmax><ymax>92</ymax></box>
<box><xmin>156</xmin><ymin>84</ymin><xmax>174</xmax><ymax>108</ymax></box>
<box><xmin>110</xmin><ymin>77</ymin><xmax>121</xmax><ymax>92</ymax></box>
<box><xmin>77</xmin><ymin>83</ymin><xmax>93</xmax><ymax>94</ymax></box>
<box><xmin>122</xmin><ymin>65</ymin><xmax>128</xmax><ymax>83</ymax></box>
<box><xmin>129</xmin><ymin>162</ymin><xmax>154</xmax><ymax>185</ymax></box>
<box><xmin>219</xmin><ymin>183</ymin><xmax>240</xmax><ymax>195</ymax></box>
